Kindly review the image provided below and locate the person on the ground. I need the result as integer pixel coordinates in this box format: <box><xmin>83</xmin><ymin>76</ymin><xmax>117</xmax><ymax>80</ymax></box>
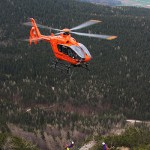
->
<box><xmin>65</xmin><ymin>141</ymin><xmax>74</xmax><ymax>150</ymax></box>
<box><xmin>102</xmin><ymin>142</ymin><xmax>109</xmax><ymax>150</ymax></box>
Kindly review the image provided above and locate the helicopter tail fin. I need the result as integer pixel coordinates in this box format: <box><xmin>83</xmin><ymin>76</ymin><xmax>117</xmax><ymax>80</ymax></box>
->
<box><xmin>29</xmin><ymin>18</ymin><xmax>42</xmax><ymax>45</ymax></box>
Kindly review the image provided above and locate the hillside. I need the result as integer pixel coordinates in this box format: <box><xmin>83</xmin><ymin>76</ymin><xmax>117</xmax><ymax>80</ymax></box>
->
<box><xmin>93</xmin><ymin>125</ymin><xmax>150</xmax><ymax>150</ymax></box>
<box><xmin>0</xmin><ymin>133</ymin><xmax>39</xmax><ymax>150</ymax></box>
<box><xmin>0</xmin><ymin>0</ymin><xmax>150</xmax><ymax>149</ymax></box>
<box><xmin>79</xmin><ymin>0</ymin><xmax>122</xmax><ymax>6</ymax></box>
<box><xmin>79</xmin><ymin>0</ymin><xmax>150</xmax><ymax>8</ymax></box>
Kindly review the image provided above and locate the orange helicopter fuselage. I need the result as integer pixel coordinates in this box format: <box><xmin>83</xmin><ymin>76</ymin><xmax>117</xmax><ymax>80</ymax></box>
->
<box><xmin>36</xmin><ymin>33</ymin><xmax>91</xmax><ymax>65</ymax></box>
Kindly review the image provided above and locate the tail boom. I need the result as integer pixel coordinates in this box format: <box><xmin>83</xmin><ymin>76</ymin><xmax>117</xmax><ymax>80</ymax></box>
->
<box><xmin>29</xmin><ymin>18</ymin><xmax>51</xmax><ymax>45</ymax></box>
<box><xmin>29</xmin><ymin>18</ymin><xmax>42</xmax><ymax>45</ymax></box>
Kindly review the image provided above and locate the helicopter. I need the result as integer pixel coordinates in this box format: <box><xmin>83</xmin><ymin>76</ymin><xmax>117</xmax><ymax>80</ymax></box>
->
<box><xmin>23</xmin><ymin>18</ymin><xmax>117</xmax><ymax>73</ymax></box>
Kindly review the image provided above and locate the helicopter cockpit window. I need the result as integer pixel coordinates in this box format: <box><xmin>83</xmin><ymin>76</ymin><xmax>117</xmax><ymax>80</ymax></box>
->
<box><xmin>70</xmin><ymin>45</ymin><xmax>85</xmax><ymax>59</ymax></box>
<box><xmin>57</xmin><ymin>45</ymin><xmax>84</xmax><ymax>60</ymax></box>
<box><xmin>79</xmin><ymin>43</ymin><xmax>91</xmax><ymax>58</ymax></box>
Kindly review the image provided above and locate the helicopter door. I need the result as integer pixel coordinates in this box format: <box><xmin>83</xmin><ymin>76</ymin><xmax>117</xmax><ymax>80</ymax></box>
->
<box><xmin>57</xmin><ymin>45</ymin><xmax>68</xmax><ymax>55</ymax></box>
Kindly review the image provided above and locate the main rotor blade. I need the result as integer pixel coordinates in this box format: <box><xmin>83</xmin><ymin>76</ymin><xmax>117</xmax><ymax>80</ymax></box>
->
<box><xmin>71</xmin><ymin>31</ymin><xmax>117</xmax><ymax>40</ymax></box>
<box><xmin>70</xmin><ymin>20</ymin><xmax>101</xmax><ymax>31</ymax></box>
<box><xmin>55</xmin><ymin>32</ymin><xmax>62</xmax><ymax>35</ymax></box>
<box><xmin>22</xmin><ymin>37</ymin><xmax>42</xmax><ymax>42</ymax></box>
<box><xmin>22</xmin><ymin>22</ymin><xmax>61</xmax><ymax>31</ymax></box>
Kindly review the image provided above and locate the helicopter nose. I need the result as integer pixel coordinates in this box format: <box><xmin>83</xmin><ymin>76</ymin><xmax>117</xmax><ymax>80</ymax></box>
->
<box><xmin>85</xmin><ymin>54</ymin><xmax>91</xmax><ymax>62</ymax></box>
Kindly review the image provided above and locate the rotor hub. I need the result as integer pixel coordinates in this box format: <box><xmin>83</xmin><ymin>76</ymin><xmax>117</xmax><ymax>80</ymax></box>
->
<box><xmin>62</xmin><ymin>28</ymin><xmax>71</xmax><ymax>35</ymax></box>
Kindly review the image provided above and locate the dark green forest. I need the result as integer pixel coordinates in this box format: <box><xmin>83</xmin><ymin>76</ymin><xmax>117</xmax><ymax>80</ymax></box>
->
<box><xmin>0</xmin><ymin>0</ymin><xmax>150</xmax><ymax>149</ymax></box>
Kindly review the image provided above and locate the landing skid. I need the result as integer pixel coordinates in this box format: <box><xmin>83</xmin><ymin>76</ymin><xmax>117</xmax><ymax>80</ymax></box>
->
<box><xmin>75</xmin><ymin>64</ymin><xmax>90</xmax><ymax>71</ymax></box>
<box><xmin>50</xmin><ymin>59</ymin><xmax>71</xmax><ymax>75</ymax></box>
<box><xmin>49</xmin><ymin>59</ymin><xmax>90</xmax><ymax>75</ymax></box>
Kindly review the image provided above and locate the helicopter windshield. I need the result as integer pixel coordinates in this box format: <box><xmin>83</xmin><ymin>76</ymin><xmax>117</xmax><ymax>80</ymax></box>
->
<box><xmin>79</xmin><ymin>43</ymin><xmax>91</xmax><ymax>58</ymax></box>
<box><xmin>57</xmin><ymin>45</ymin><xmax>85</xmax><ymax>59</ymax></box>
<box><xmin>70</xmin><ymin>45</ymin><xmax>85</xmax><ymax>58</ymax></box>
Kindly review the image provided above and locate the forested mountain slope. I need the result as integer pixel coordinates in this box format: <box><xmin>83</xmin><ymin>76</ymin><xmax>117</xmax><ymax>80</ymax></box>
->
<box><xmin>0</xmin><ymin>0</ymin><xmax>150</xmax><ymax>149</ymax></box>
